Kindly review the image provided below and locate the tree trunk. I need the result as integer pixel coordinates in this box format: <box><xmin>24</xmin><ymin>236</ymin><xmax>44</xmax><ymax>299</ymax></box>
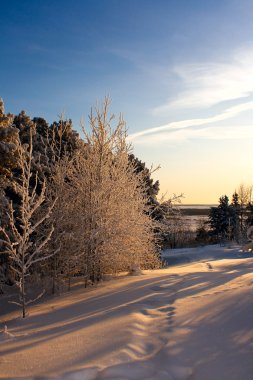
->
<box><xmin>68</xmin><ymin>260</ymin><xmax>71</xmax><ymax>291</ymax></box>
<box><xmin>21</xmin><ymin>266</ymin><xmax>26</xmax><ymax>318</ymax></box>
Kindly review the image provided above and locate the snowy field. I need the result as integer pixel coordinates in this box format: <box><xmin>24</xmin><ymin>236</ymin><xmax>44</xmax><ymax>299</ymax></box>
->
<box><xmin>182</xmin><ymin>215</ymin><xmax>208</xmax><ymax>231</ymax></box>
<box><xmin>1</xmin><ymin>245</ymin><xmax>253</xmax><ymax>380</ymax></box>
<box><xmin>179</xmin><ymin>204</ymin><xmax>211</xmax><ymax>231</ymax></box>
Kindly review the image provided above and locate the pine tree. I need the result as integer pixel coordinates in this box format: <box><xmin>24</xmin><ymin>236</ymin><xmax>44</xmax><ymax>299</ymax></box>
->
<box><xmin>209</xmin><ymin>195</ymin><xmax>238</xmax><ymax>242</ymax></box>
<box><xmin>209</xmin><ymin>196</ymin><xmax>229</xmax><ymax>240</ymax></box>
<box><xmin>231</xmin><ymin>192</ymin><xmax>240</xmax><ymax>242</ymax></box>
<box><xmin>246</xmin><ymin>203</ymin><xmax>253</xmax><ymax>227</ymax></box>
<box><xmin>0</xmin><ymin>98</ymin><xmax>19</xmax><ymax>185</ymax></box>
<box><xmin>129</xmin><ymin>154</ymin><xmax>160</xmax><ymax>219</ymax></box>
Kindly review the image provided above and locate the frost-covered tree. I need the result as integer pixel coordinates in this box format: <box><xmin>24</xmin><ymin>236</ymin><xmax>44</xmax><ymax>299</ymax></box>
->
<box><xmin>56</xmin><ymin>98</ymin><xmax>160</xmax><ymax>285</ymax></box>
<box><xmin>0</xmin><ymin>99</ymin><xmax>20</xmax><ymax>288</ymax></box>
<box><xmin>0</xmin><ymin>98</ymin><xmax>160</xmax><ymax>296</ymax></box>
<box><xmin>157</xmin><ymin>195</ymin><xmax>187</xmax><ymax>248</ymax></box>
<box><xmin>236</xmin><ymin>184</ymin><xmax>253</xmax><ymax>236</ymax></box>
<box><xmin>0</xmin><ymin>98</ymin><xmax>19</xmax><ymax>185</ymax></box>
<box><xmin>13</xmin><ymin>112</ymin><xmax>79</xmax><ymax>182</ymax></box>
<box><xmin>46</xmin><ymin>155</ymin><xmax>82</xmax><ymax>293</ymax></box>
<box><xmin>0</xmin><ymin>128</ymin><xmax>56</xmax><ymax>317</ymax></box>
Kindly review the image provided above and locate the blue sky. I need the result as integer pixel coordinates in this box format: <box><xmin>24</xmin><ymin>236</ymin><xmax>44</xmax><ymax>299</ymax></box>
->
<box><xmin>1</xmin><ymin>0</ymin><xmax>253</xmax><ymax>203</ymax></box>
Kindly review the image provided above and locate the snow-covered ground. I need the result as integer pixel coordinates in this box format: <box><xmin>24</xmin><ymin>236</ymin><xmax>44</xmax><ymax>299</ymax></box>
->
<box><xmin>1</xmin><ymin>245</ymin><xmax>253</xmax><ymax>380</ymax></box>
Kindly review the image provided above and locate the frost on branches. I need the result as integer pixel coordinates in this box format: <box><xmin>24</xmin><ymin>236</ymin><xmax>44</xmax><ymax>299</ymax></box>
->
<box><xmin>0</xmin><ymin>97</ymin><xmax>160</xmax><ymax>309</ymax></box>
<box><xmin>0</xmin><ymin>98</ymin><xmax>19</xmax><ymax>184</ymax></box>
<box><xmin>0</xmin><ymin>127</ymin><xmax>56</xmax><ymax>318</ymax></box>
<box><xmin>51</xmin><ymin>98</ymin><xmax>160</xmax><ymax>286</ymax></box>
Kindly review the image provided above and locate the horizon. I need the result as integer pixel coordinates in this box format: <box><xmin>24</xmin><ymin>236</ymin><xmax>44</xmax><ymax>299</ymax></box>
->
<box><xmin>1</xmin><ymin>0</ymin><xmax>253</xmax><ymax>203</ymax></box>
<box><xmin>180</xmin><ymin>203</ymin><xmax>217</xmax><ymax>206</ymax></box>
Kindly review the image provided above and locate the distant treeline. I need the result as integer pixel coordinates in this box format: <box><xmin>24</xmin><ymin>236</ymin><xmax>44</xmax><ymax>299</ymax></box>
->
<box><xmin>0</xmin><ymin>97</ymin><xmax>187</xmax><ymax>317</ymax></box>
<box><xmin>181</xmin><ymin>208</ymin><xmax>210</xmax><ymax>216</ymax></box>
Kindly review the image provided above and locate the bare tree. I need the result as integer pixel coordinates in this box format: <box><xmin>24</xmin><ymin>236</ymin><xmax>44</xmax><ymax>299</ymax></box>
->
<box><xmin>47</xmin><ymin>156</ymin><xmax>82</xmax><ymax>292</ymax></box>
<box><xmin>236</xmin><ymin>184</ymin><xmax>253</xmax><ymax>239</ymax></box>
<box><xmin>158</xmin><ymin>195</ymin><xmax>188</xmax><ymax>248</ymax></box>
<box><xmin>52</xmin><ymin>98</ymin><xmax>160</xmax><ymax>285</ymax></box>
<box><xmin>0</xmin><ymin>128</ymin><xmax>56</xmax><ymax>317</ymax></box>
<box><xmin>237</xmin><ymin>184</ymin><xmax>252</xmax><ymax>207</ymax></box>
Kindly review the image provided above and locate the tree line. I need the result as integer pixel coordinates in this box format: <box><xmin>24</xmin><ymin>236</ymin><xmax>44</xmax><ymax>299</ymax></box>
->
<box><xmin>207</xmin><ymin>185</ymin><xmax>253</xmax><ymax>243</ymax></box>
<box><xmin>4</xmin><ymin>96</ymin><xmax>249</xmax><ymax>317</ymax></box>
<box><xmin>0</xmin><ymin>98</ymin><xmax>167</xmax><ymax>317</ymax></box>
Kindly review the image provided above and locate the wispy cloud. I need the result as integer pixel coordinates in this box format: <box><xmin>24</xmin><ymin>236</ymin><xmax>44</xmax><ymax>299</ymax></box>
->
<box><xmin>132</xmin><ymin>124</ymin><xmax>253</xmax><ymax>145</ymax></box>
<box><xmin>153</xmin><ymin>45</ymin><xmax>253</xmax><ymax>113</ymax></box>
<box><xmin>193</xmin><ymin>125</ymin><xmax>253</xmax><ymax>140</ymax></box>
<box><xmin>129</xmin><ymin>101</ymin><xmax>253</xmax><ymax>142</ymax></box>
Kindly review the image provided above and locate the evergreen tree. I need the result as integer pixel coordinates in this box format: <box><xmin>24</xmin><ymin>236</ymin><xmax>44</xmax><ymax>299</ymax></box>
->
<box><xmin>210</xmin><ymin>188</ymin><xmax>253</xmax><ymax>243</ymax></box>
<box><xmin>0</xmin><ymin>97</ymin><xmax>160</xmax><ymax>296</ymax></box>
<box><xmin>209</xmin><ymin>195</ymin><xmax>236</xmax><ymax>241</ymax></box>
<box><xmin>129</xmin><ymin>154</ymin><xmax>160</xmax><ymax>219</ymax></box>
<box><xmin>0</xmin><ymin>98</ymin><xmax>19</xmax><ymax>185</ymax></box>
<box><xmin>246</xmin><ymin>203</ymin><xmax>253</xmax><ymax>227</ymax></box>
<box><xmin>231</xmin><ymin>192</ymin><xmax>241</xmax><ymax>241</ymax></box>
<box><xmin>13</xmin><ymin>112</ymin><xmax>79</xmax><ymax>181</ymax></box>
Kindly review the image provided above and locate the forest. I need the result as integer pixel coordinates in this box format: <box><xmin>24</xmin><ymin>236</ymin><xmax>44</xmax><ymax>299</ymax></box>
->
<box><xmin>0</xmin><ymin>97</ymin><xmax>173</xmax><ymax>317</ymax></box>
<box><xmin>1</xmin><ymin>97</ymin><xmax>253</xmax><ymax>319</ymax></box>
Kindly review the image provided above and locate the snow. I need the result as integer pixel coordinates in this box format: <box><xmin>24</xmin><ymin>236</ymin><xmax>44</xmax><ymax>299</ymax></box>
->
<box><xmin>1</xmin><ymin>244</ymin><xmax>253</xmax><ymax>379</ymax></box>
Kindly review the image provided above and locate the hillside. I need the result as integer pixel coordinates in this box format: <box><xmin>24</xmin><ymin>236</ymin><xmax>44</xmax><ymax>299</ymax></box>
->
<box><xmin>1</xmin><ymin>245</ymin><xmax>253</xmax><ymax>380</ymax></box>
